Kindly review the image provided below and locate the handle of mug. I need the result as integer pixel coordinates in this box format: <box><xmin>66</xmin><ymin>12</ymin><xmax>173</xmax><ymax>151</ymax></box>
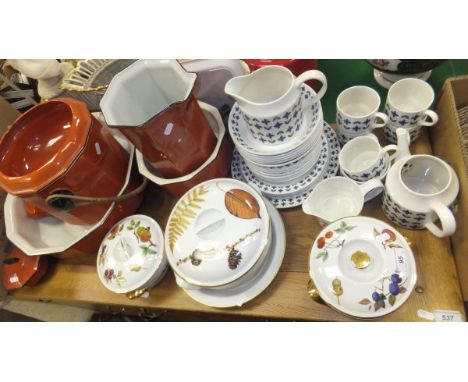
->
<box><xmin>294</xmin><ymin>70</ymin><xmax>328</xmax><ymax>102</ymax></box>
<box><xmin>380</xmin><ymin>144</ymin><xmax>399</xmax><ymax>162</ymax></box>
<box><xmin>424</xmin><ymin>200</ymin><xmax>456</xmax><ymax>238</ymax></box>
<box><xmin>372</xmin><ymin>112</ymin><xmax>389</xmax><ymax>129</ymax></box>
<box><xmin>418</xmin><ymin>110</ymin><xmax>439</xmax><ymax>127</ymax></box>
<box><xmin>358</xmin><ymin>178</ymin><xmax>384</xmax><ymax>200</ymax></box>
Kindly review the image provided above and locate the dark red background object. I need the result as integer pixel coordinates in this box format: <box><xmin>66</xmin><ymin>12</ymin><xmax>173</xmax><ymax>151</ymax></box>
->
<box><xmin>243</xmin><ymin>59</ymin><xmax>318</xmax><ymax>89</ymax></box>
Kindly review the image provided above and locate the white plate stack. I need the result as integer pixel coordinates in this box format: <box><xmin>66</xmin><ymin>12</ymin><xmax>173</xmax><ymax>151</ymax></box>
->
<box><xmin>229</xmin><ymin>84</ymin><xmax>339</xmax><ymax>209</ymax></box>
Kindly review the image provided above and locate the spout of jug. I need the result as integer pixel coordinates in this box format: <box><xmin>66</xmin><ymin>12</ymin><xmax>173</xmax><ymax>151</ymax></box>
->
<box><xmin>224</xmin><ymin>73</ymin><xmax>252</xmax><ymax>108</ymax></box>
<box><xmin>395</xmin><ymin>128</ymin><xmax>411</xmax><ymax>161</ymax></box>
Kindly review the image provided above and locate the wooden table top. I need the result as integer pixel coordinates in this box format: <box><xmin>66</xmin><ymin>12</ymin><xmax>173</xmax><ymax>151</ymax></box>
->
<box><xmin>11</xmin><ymin>128</ymin><xmax>467</xmax><ymax>321</ymax></box>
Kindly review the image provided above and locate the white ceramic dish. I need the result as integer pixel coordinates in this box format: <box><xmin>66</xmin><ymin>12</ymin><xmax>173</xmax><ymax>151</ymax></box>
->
<box><xmin>97</xmin><ymin>214</ymin><xmax>167</xmax><ymax>294</ymax></box>
<box><xmin>309</xmin><ymin>216</ymin><xmax>417</xmax><ymax>319</ymax></box>
<box><xmin>232</xmin><ymin>122</ymin><xmax>338</xmax><ymax>196</ymax></box>
<box><xmin>231</xmin><ymin>123</ymin><xmax>340</xmax><ymax>209</ymax></box>
<box><xmin>135</xmin><ymin>101</ymin><xmax>225</xmax><ymax>186</ymax></box>
<box><xmin>237</xmin><ymin>137</ymin><xmax>328</xmax><ymax>194</ymax></box>
<box><xmin>241</xmin><ymin>135</ymin><xmax>328</xmax><ymax>187</ymax></box>
<box><xmin>164</xmin><ymin>178</ymin><xmax>270</xmax><ymax>288</ymax></box>
<box><xmin>245</xmin><ymin>134</ymin><xmax>324</xmax><ymax>179</ymax></box>
<box><xmin>4</xmin><ymin>137</ymin><xmax>134</xmax><ymax>256</ymax></box>
<box><xmin>179</xmin><ymin>199</ymin><xmax>286</xmax><ymax>307</ymax></box>
<box><xmin>302</xmin><ymin>177</ymin><xmax>384</xmax><ymax>227</ymax></box>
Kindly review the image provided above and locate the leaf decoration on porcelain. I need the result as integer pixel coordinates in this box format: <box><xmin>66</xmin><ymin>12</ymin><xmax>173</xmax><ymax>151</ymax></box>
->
<box><xmin>224</xmin><ymin>188</ymin><xmax>261</xmax><ymax>219</ymax></box>
<box><xmin>167</xmin><ymin>185</ymin><xmax>208</xmax><ymax>252</ymax></box>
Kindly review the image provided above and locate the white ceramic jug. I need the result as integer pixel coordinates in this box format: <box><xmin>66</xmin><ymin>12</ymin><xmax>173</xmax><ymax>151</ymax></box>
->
<box><xmin>225</xmin><ymin>65</ymin><xmax>327</xmax><ymax>119</ymax></box>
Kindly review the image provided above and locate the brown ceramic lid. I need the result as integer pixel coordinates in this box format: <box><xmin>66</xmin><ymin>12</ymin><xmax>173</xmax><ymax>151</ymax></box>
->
<box><xmin>0</xmin><ymin>98</ymin><xmax>92</xmax><ymax>195</ymax></box>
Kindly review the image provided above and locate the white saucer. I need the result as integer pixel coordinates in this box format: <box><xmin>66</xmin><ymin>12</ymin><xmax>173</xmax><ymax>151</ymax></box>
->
<box><xmin>309</xmin><ymin>216</ymin><xmax>417</xmax><ymax>319</ymax></box>
<box><xmin>231</xmin><ymin>122</ymin><xmax>340</xmax><ymax>208</ymax></box>
<box><xmin>4</xmin><ymin>137</ymin><xmax>134</xmax><ymax>256</ymax></box>
<box><xmin>229</xmin><ymin>84</ymin><xmax>323</xmax><ymax>158</ymax></box>
<box><xmin>238</xmin><ymin>135</ymin><xmax>328</xmax><ymax>194</ymax></box>
<box><xmin>179</xmin><ymin>199</ymin><xmax>286</xmax><ymax>308</ymax></box>
<box><xmin>373</xmin><ymin>69</ymin><xmax>432</xmax><ymax>89</ymax></box>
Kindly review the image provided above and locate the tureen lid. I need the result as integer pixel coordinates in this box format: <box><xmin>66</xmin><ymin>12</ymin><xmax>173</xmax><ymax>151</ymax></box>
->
<box><xmin>97</xmin><ymin>214</ymin><xmax>165</xmax><ymax>293</ymax></box>
<box><xmin>165</xmin><ymin>178</ymin><xmax>270</xmax><ymax>287</ymax></box>
<box><xmin>309</xmin><ymin>216</ymin><xmax>417</xmax><ymax>319</ymax></box>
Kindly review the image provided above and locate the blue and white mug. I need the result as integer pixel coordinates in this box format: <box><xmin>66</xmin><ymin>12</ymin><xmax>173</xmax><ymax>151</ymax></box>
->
<box><xmin>336</xmin><ymin>86</ymin><xmax>389</xmax><ymax>134</ymax></box>
<box><xmin>339</xmin><ymin>134</ymin><xmax>398</xmax><ymax>182</ymax></box>
<box><xmin>385</xmin><ymin>78</ymin><xmax>439</xmax><ymax>128</ymax></box>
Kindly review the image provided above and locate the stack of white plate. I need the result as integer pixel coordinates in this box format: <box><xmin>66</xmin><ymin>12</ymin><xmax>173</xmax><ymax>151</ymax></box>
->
<box><xmin>229</xmin><ymin>84</ymin><xmax>340</xmax><ymax>209</ymax></box>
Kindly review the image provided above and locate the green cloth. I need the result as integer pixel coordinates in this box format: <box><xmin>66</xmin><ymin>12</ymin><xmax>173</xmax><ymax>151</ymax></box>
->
<box><xmin>317</xmin><ymin>59</ymin><xmax>468</xmax><ymax>123</ymax></box>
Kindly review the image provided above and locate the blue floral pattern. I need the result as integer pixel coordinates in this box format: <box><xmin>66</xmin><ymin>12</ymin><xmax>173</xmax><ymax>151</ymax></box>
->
<box><xmin>336</xmin><ymin>112</ymin><xmax>373</xmax><ymax>133</ymax></box>
<box><xmin>243</xmin><ymin>96</ymin><xmax>303</xmax><ymax>143</ymax></box>
<box><xmin>382</xmin><ymin>190</ymin><xmax>429</xmax><ymax>230</ymax></box>
<box><xmin>384</xmin><ymin>104</ymin><xmax>421</xmax><ymax>128</ymax></box>
<box><xmin>229</xmin><ymin>85</ymin><xmax>321</xmax><ymax>147</ymax></box>
<box><xmin>343</xmin><ymin>154</ymin><xmax>388</xmax><ymax>183</ymax></box>
<box><xmin>230</xmin><ymin>122</ymin><xmax>340</xmax><ymax>209</ymax></box>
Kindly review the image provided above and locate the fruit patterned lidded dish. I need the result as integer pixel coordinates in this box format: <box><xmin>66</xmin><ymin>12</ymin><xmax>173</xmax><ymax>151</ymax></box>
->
<box><xmin>165</xmin><ymin>178</ymin><xmax>271</xmax><ymax>289</ymax></box>
<box><xmin>308</xmin><ymin>216</ymin><xmax>417</xmax><ymax>319</ymax></box>
<box><xmin>97</xmin><ymin>214</ymin><xmax>168</xmax><ymax>294</ymax></box>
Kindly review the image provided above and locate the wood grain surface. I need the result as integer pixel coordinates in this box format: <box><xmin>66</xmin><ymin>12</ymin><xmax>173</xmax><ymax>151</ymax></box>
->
<box><xmin>11</xmin><ymin>127</ymin><xmax>467</xmax><ymax>321</ymax></box>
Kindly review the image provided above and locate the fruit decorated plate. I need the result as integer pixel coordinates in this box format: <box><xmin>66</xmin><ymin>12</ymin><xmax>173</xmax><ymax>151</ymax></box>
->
<box><xmin>165</xmin><ymin>178</ymin><xmax>270</xmax><ymax>288</ymax></box>
<box><xmin>309</xmin><ymin>216</ymin><xmax>417</xmax><ymax>319</ymax></box>
<box><xmin>97</xmin><ymin>214</ymin><xmax>167</xmax><ymax>294</ymax></box>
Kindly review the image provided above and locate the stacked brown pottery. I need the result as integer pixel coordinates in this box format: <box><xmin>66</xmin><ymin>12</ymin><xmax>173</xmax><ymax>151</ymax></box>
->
<box><xmin>0</xmin><ymin>98</ymin><xmax>145</xmax><ymax>256</ymax></box>
<box><xmin>100</xmin><ymin>59</ymin><xmax>233</xmax><ymax>197</ymax></box>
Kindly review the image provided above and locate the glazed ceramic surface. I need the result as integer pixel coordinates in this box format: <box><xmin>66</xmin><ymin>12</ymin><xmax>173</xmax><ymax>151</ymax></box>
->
<box><xmin>2</xmin><ymin>247</ymin><xmax>48</xmax><ymax>290</ymax></box>
<box><xmin>4</xmin><ymin>137</ymin><xmax>136</xmax><ymax>256</ymax></box>
<box><xmin>339</xmin><ymin>159</ymin><xmax>389</xmax><ymax>202</ymax></box>
<box><xmin>165</xmin><ymin>178</ymin><xmax>270</xmax><ymax>287</ymax></box>
<box><xmin>179</xmin><ymin>199</ymin><xmax>286</xmax><ymax>307</ymax></box>
<box><xmin>97</xmin><ymin>214</ymin><xmax>167</xmax><ymax>294</ymax></box>
<box><xmin>385</xmin><ymin>78</ymin><xmax>438</xmax><ymax>128</ymax></box>
<box><xmin>229</xmin><ymin>84</ymin><xmax>322</xmax><ymax>149</ymax></box>
<box><xmin>384</xmin><ymin>154</ymin><xmax>459</xmax><ymax>237</ymax></box>
<box><xmin>237</xmin><ymin>135</ymin><xmax>328</xmax><ymax>195</ymax></box>
<box><xmin>309</xmin><ymin>216</ymin><xmax>417</xmax><ymax>318</ymax></box>
<box><xmin>384</xmin><ymin>123</ymin><xmax>422</xmax><ymax>144</ymax></box>
<box><xmin>225</xmin><ymin>65</ymin><xmax>327</xmax><ymax>120</ymax></box>
<box><xmin>302</xmin><ymin>177</ymin><xmax>383</xmax><ymax>226</ymax></box>
<box><xmin>135</xmin><ymin>101</ymin><xmax>233</xmax><ymax>197</ymax></box>
<box><xmin>100</xmin><ymin>59</ymin><xmax>217</xmax><ymax>178</ymax></box>
<box><xmin>231</xmin><ymin>122</ymin><xmax>340</xmax><ymax>209</ymax></box>
<box><xmin>0</xmin><ymin>98</ymin><xmax>130</xmax><ymax>225</ymax></box>
<box><xmin>336</xmin><ymin>86</ymin><xmax>388</xmax><ymax>133</ymax></box>
<box><xmin>244</xmin><ymin>135</ymin><xmax>326</xmax><ymax>185</ymax></box>
<box><xmin>339</xmin><ymin>134</ymin><xmax>397</xmax><ymax>182</ymax></box>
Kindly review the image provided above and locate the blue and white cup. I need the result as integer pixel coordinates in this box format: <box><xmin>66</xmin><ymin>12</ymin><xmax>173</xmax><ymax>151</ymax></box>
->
<box><xmin>336</xmin><ymin>86</ymin><xmax>389</xmax><ymax>134</ymax></box>
<box><xmin>339</xmin><ymin>134</ymin><xmax>398</xmax><ymax>182</ymax></box>
<box><xmin>385</xmin><ymin>78</ymin><xmax>439</xmax><ymax>128</ymax></box>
